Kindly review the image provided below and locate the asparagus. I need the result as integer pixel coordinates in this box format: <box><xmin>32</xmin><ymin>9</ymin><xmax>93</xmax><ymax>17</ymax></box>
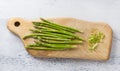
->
<box><xmin>23</xmin><ymin>33</ymin><xmax>72</xmax><ymax>40</ymax></box>
<box><xmin>41</xmin><ymin>37</ymin><xmax>71</xmax><ymax>41</ymax></box>
<box><xmin>33</xmin><ymin>22</ymin><xmax>76</xmax><ymax>33</ymax></box>
<box><xmin>23</xmin><ymin>18</ymin><xmax>84</xmax><ymax>50</ymax></box>
<box><xmin>23</xmin><ymin>34</ymin><xmax>71</xmax><ymax>41</ymax></box>
<box><xmin>25</xmin><ymin>46</ymin><xmax>72</xmax><ymax>50</ymax></box>
<box><xmin>30</xmin><ymin>29</ymin><xmax>84</xmax><ymax>40</ymax></box>
<box><xmin>23</xmin><ymin>35</ymin><xmax>82</xmax><ymax>44</ymax></box>
<box><xmin>26</xmin><ymin>41</ymin><xmax>74</xmax><ymax>48</ymax></box>
<box><xmin>33</xmin><ymin>31</ymin><xmax>74</xmax><ymax>39</ymax></box>
<box><xmin>40</xmin><ymin>18</ymin><xmax>83</xmax><ymax>33</ymax></box>
<box><xmin>34</xmin><ymin>26</ymin><xmax>53</xmax><ymax>31</ymax></box>
<box><xmin>39</xmin><ymin>39</ymin><xmax>83</xmax><ymax>44</ymax></box>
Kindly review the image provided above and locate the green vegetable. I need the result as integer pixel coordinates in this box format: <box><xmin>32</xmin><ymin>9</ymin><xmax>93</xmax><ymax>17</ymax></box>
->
<box><xmin>40</xmin><ymin>18</ymin><xmax>83</xmax><ymax>33</ymax></box>
<box><xmin>25</xmin><ymin>41</ymin><xmax>74</xmax><ymax>50</ymax></box>
<box><xmin>25</xmin><ymin>47</ymin><xmax>72</xmax><ymax>50</ymax></box>
<box><xmin>41</xmin><ymin>37</ymin><xmax>71</xmax><ymax>41</ymax></box>
<box><xmin>30</xmin><ymin>29</ymin><xmax>84</xmax><ymax>40</ymax></box>
<box><xmin>33</xmin><ymin>21</ymin><xmax>82</xmax><ymax>34</ymax></box>
<box><xmin>23</xmin><ymin>33</ymin><xmax>71</xmax><ymax>40</ymax></box>
<box><xmin>23</xmin><ymin>18</ymin><xmax>84</xmax><ymax>50</ymax></box>
<box><xmin>39</xmin><ymin>39</ymin><xmax>83</xmax><ymax>44</ymax></box>
<box><xmin>88</xmin><ymin>31</ymin><xmax>105</xmax><ymax>50</ymax></box>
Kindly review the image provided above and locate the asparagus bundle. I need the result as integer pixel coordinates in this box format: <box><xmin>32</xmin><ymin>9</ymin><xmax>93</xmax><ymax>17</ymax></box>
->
<box><xmin>23</xmin><ymin>18</ymin><xmax>84</xmax><ymax>50</ymax></box>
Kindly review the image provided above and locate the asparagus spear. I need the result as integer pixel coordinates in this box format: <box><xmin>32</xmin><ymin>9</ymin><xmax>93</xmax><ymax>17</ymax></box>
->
<box><xmin>23</xmin><ymin>35</ymin><xmax>82</xmax><ymax>44</ymax></box>
<box><xmin>23</xmin><ymin>34</ymin><xmax>71</xmax><ymax>41</ymax></box>
<box><xmin>23</xmin><ymin>33</ymin><xmax>72</xmax><ymax>40</ymax></box>
<box><xmin>26</xmin><ymin>41</ymin><xmax>74</xmax><ymax>48</ymax></box>
<box><xmin>33</xmin><ymin>22</ymin><xmax>76</xmax><ymax>33</ymax></box>
<box><xmin>30</xmin><ymin>29</ymin><xmax>84</xmax><ymax>40</ymax></box>
<box><xmin>25</xmin><ymin>46</ymin><xmax>72</xmax><ymax>50</ymax></box>
<box><xmin>34</xmin><ymin>26</ymin><xmax>53</xmax><ymax>31</ymax></box>
<box><xmin>41</xmin><ymin>37</ymin><xmax>71</xmax><ymax>41</ymax></box>
<box><xmin>40</xmin><ymin>18</ymin><xmax>83</xmax><ymax>33</ymax></box>
<box><xmin>39</xmin><ymin>39</ymin><xmax>83</xmax><ymax>44</ymax></box>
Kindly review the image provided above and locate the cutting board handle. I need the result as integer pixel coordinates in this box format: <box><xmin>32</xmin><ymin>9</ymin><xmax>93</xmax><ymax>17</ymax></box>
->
<box><xmin>7</xmin><ymin>18</ymin><xmax>32</xmax><ymax>37</ymax></box>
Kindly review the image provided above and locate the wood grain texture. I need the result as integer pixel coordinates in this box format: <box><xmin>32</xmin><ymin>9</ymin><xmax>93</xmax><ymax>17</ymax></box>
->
<box><xmin>7</xmin><ymin>17</ymin><xmax>113</xmax><ymax>60</ymax></box>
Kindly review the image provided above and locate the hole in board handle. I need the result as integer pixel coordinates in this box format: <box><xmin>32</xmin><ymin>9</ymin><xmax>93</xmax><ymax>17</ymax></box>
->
<box><xmin>14</xmin><ymin>21</ymin><xmax>20</xmax><ymax>27</ymax></box>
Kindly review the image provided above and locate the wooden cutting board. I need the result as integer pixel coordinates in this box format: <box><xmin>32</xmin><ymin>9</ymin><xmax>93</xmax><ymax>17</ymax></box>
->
<box><xmin>7</xmin><ymin>17</ymin><xmax>113</xmax><ymax>60</ymax></box>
